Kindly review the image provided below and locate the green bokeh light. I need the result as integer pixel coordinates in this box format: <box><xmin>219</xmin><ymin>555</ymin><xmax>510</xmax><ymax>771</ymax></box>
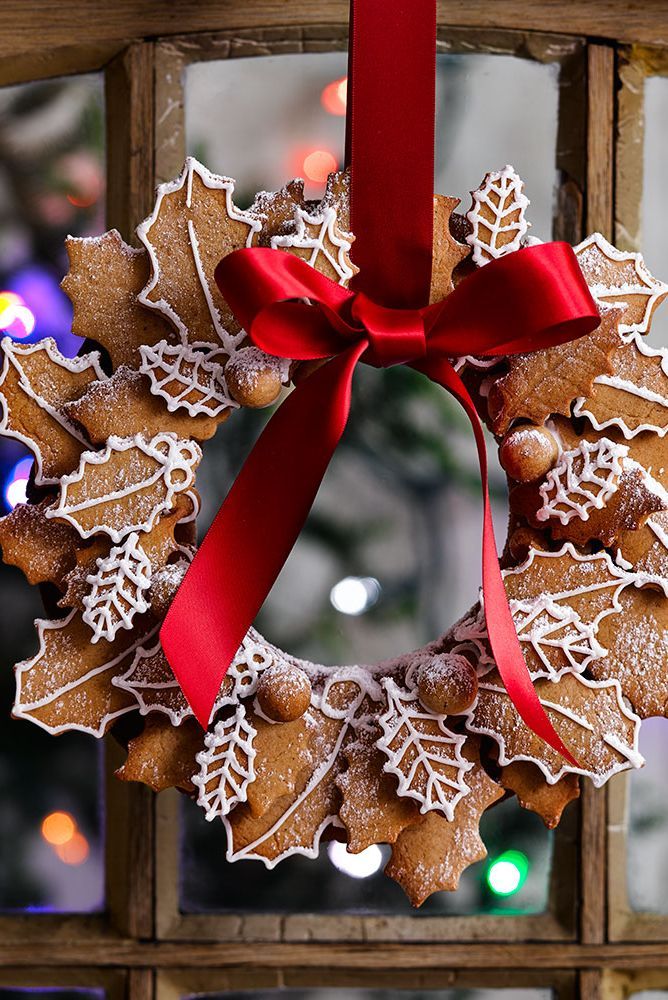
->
<box><xmin>486</xmin><ymin>850</ymin><xmax>530</xmax><ymax>896</ymax></box>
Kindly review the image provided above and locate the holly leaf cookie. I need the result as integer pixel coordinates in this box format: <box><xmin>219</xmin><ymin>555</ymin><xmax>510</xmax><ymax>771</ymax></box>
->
<box><xmin>336</xmin><ymin>724</ymin><xmax>421</xmax><ymax>852</ymax></box>
<box><xmin>486</xmin><ymin>307</ymin><xmax>621</xmax><ymax>435</ymax></box>
<box><xmin>62</xmin><ymin>230</ymin><xmax>176</xmax><ymax>370</ymax></box>
<box><xmin>376</xmin><ymin>678</ymin><xmax>471</xmax><ymax>818</ymax></box>
<box><xmin>430</xmin><ymin>195</ymin><xmax>470</xmax><ymax>303</ymax></box>
<box><xmin>385</xmin><ymin>737</ymin><xmax>504</xmax><ymax>906</ymax></box>
<box><xmin>0</xmin><ymin>337</ymin><xmax>106</xmax><ymax>484</ymax></box>
<box><xmin>465</xmin><ymin>668</ymin><xmax>643</xmax><ymax>786</ymax></box>
<box><xmin>64</xmin><ymin>365</ymin><xmax>229</xmax><ymax>445</ymax></box>
<box><xmin>224</xmin><ymin>677</ymin><xmax>368</xmax><ymax>866</ymax></box>
<box><xmin>575</xmin><ymin>233</ymin><xmax>668</xmax><ymax>338</ymax></box>
<box><xmin>0</xmin><ymin>498</ymin><xmax>79</xmax><ymax>588</ymax></box>
<box><xmin>137</xmin><ymin>157</ymin><xmax>261</xmax><ymax>348</ymax></box>
<box><xmin>499</xmin><ymin>760</ymin><xmax>580</xmax><ymax>829</ymax></box>
<box><xmin>116</xmin><ymin>714</ymin><xmax>205</xmax><ymax>793</ymax></box>
<box><xmin>46</xmin><ymin>433</ymin><xmax>201</xmax><ymax>543</ymax></box>
<box><xmin>573</xmin><ymin>334</ymin><xmax>668</xmax><ymax>438</ymax></box>
<box><xmin>466</xmin><ymin>165</ymin><xmax>530</xmax><ymax>267</ymax></box>
<box><xmin>14</xmin><ymin>611</ymin><xmax>155</xmax><ymax>736</ymax></box>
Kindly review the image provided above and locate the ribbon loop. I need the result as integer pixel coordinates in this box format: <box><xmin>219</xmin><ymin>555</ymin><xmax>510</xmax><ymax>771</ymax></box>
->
<box><xmin>351</xmin><ymin>292</ymin><xmax>427</xmax><ymax>367</ymax></box>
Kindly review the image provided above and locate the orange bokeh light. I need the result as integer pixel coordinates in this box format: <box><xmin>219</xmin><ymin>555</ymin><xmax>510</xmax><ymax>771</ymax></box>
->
<box><xmin>302</xmin><ymin>149</ymin><xmax>339</xmax><ymax>183</ymax></box>
<box><xmin>41</xmin><ymin>811</ymin><xmax>76</xmax><ymax>846</ymax></box>
<box><xmin>55</xmin><ymin>831</ymin><xmax>89</xmax><ymax>866</ymax></box>
<box><xmin>321</xmin><ymin>76</ymin><xmax>348</xmax><ymax>116</ymax></box>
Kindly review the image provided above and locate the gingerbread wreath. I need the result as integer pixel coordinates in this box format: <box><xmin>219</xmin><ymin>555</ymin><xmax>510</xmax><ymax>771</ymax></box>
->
<box><xmin>1</xmin><ymin>159</ymin><xmax>666</xmax><ymax>906</ymax></box>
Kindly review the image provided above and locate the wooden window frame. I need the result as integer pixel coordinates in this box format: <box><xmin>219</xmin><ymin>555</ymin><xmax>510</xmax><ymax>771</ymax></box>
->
<box><xmin>0</xmin><ymin>3</ymin><xmax>666</xmax><ymax>999</ymax></box>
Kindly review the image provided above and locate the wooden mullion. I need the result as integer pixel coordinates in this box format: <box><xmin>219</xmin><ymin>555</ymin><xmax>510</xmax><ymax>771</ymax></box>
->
<box><xmin>578</xmin><ymin>40</ymin><xmax>617</xmax><ymax>954</ymax></box>
<box><xmin>586</xmin><ymin>43</ymin><xmax>615</xmax><ymax>238</ymax></box>
<box><xmin>104</xmin><ymin>40</ymin><xmax>157</xmax><ymax>943</ymax></box>
<box><xmin>128</xmin><ymin>968</ymin><xmax>155</xmax><ymax>1000</ymax></box>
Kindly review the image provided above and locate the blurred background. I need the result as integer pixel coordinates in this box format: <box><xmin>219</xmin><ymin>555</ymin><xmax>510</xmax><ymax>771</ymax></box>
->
<box><xmin>0</xmin><ymin>49</ymin><xmax>664</xmax><ymax>942</ymax></box>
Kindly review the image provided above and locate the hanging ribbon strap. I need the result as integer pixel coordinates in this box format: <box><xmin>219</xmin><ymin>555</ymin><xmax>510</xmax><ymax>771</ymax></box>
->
<box><xmin>161</xmin><ymin>243</ymin><xmax>599</xmax><ymax>767</ymax></box>
<box><xmin>160</xmin><ymin>0</ymin><xmax>600</xmax><ymax>768</ymax></box>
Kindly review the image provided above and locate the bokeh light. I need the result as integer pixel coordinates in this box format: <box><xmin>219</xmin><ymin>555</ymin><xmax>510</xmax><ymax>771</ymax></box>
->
<box><xmin>41</xmin><ymin>811</ymin><xmax>76</xmax><ymax>846</ymax></box>
<box><xmin>302</xmin><ymin>148</ymin><xmax>339</xmax><ymax>183</ymax></box>
<box><xmin>321</xmin><ymin>76</ymin><xmax>348</xmax><ymax>116</ymax></box>
<box><xmin>486</xmin><ymin>850</ymin><xmax>529</xmax><ymax>896</ymax></box>
<box><xmin>4</xmin><ymin>456</ymin><xmax>33</xmax><ymax>509</ymax></box>
<box><xmin>54</xmin><ymin>831</ymin><xmax>90</xmax><ymax>866</ymax></box>
<box><xmin>328</xmin><ymin>841</ymin><xmax>383</xmax><ymax>878</ymax></box>
<box><xmin>330</xmin><ymin>576</ymin><xmax>381</xmax><ymax>616</ymax></box>
<box><xmin>0</xmin><ymin>290</ymin><xmax>35</xmax><ymax>340</ymax></box>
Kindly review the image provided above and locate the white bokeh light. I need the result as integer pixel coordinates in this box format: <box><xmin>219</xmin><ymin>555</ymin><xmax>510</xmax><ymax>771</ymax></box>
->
<box><xmin>329</xmin><ymin>576</ymin><xmax>381</xmax><ymax>616</ymax></box>
<box><xmin>487</xmin><ymin>859</ymin><xmax>522</xmax><ymax>895</ymax></box>
<box><xmin>327</xmin><ymin>841</ymin><xmax>383</xmax><ymax>879</ymax></box>
<box><xmin>4</xmin><ymin>457</ymin><xmax>32</xmax><ymax>509</ymax></box>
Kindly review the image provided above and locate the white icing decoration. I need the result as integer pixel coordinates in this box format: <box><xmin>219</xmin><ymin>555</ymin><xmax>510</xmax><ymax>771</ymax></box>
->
<box><xmin>45</xmin><ymin>432</ymin><xmax>201</xmax><ymax>543</ymax></box>
<box><xmin>113</xmin><ymin>626</ymin><xmax>272</xmax><ymax>727</ymax></box>
<box><xmin>0</xmin><ymin>336</ymin><xmax>106</xmax><ymax>485</ymax></box>
<box><xmin>13</xmin><ymin>610</ymin><xmax>158</xmax><ymax>737</ymax></box>
<box><xmin>82</xmin><ymin>532</ymin><xmax>151</xmax><ymax>642</ymax></box>
<box><xmin>537</xmin><ymin>438</ymin><xmax>629</xmax><ymax>524</ymax></box>
<box><xmin>376</xmin><ymin>678</ymin><xmax>472</xmax><ymax>818</ymax></box>
<box><xmin>573</xmin><ymin>334</ymin><xmax>668</xmax><ymax>439</ymax></box>
<box><xmin>510</xmin><ymin>596</ymin><xmax>606</xmax><ymax>675</ymax></box>
<box><xmin>466</xmin><ymin>164</ymin><xmax>530</xmax><ymax>267</ymax></box>
<box><xmin>136</xmin><ymin>156</ymin><xmax>261</xmax><ymax>354</ymax></box>
<box><xmin>272</xmin><ymin>204</ymin><xmax>354</xmax><ymax>286</ymax></box>
<box><xmin>464</xmin><ymin>671</ymin><xmax>644</xmax><ymax>788</ymax></box>
<box><xmin>223</xmin><ymin>712</ymin><xmax>348</xmax><ymax>868</ymax></box>
<box><xmin>575</xmin><ymin>232</ymin><xmax>668</xmax><ymax>337</ymax></box>
<box><xmin>192</xmin><ymin>703</ymin><xmax>257</xmax><ymax>820</ymax></box>
<box><xmin>139</xmin><ymin>340</ymin><xmax>235</xmax><ymax>416</ymax></box>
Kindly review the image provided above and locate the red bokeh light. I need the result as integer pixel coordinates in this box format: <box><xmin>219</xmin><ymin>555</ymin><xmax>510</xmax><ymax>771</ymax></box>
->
<box><xmin>321</xmin><ymin>76</ymin><xmax>348</xmax><ymax>116</ymax></box>
<box><xmin>302</xmin><ymin>149</ymin><xmax>339</xmax><ymax>183</ymax></box>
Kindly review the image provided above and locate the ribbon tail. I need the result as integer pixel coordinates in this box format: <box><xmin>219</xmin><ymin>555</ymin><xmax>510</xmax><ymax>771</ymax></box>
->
<box><xmin>160</xmin><ymin>343</ymin><xmax>366</xmax><ymax>728</ymax></box>
<box><xmin>414</xmin><ymin>357</ymin><xmax>579</xmax><ymax>768</ymax></box>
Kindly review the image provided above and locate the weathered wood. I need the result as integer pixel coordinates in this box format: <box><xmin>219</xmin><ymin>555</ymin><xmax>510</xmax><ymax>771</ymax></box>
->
<box><xmin>128</xmin><ymin>969</ymin><xmax>154</xmax><ymax>1000</ymax></box>
<box><xmin>106</xmin><ymin>739</ymin><xmax>156</xmax><ymax>940</ymax></box>
<box><xmin>106</xmin><ymin>42</ymin><xmax>156</xmax><ymax>241</ymax></box>
<box><xmin>580</xmin><ymin>969</ymin><xmax>602</xmax><ymax>1000</ymax></box>
<box><xmin>580</xmin><ymin>781</ymin><xmax>607</xmax><ymax>944</ymax></box>
<box><xmin>0</xmin><ymin>940</ymin><xmax>667</xmax><ymax>968</ymax></box>
<box><xmin>615</xmin><ymin>47</ymin><xmax>646</xmax><ymax>250</ymax></box>
<box><xmin>0</xmin><ymin>0</ymin><xmax>668</xmax><ymax>59</ymax></box>
<box><xmin>587</xmin><ymin>44</ymin><xmax>615</xmax><ymax>237</ymax></box>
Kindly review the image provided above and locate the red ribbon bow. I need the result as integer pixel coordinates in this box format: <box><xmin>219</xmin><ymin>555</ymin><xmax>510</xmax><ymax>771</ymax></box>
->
<box><xmin>161</xmin><ymin>240</ymin><xmax>599</xmax><ymax>767</ymax></box>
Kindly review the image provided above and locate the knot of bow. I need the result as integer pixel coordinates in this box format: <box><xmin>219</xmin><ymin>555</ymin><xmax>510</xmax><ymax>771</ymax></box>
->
<box><xmin>161</xmin><ymin>240</ymin><xmax>599</xmax><ymax>766</ymax></box>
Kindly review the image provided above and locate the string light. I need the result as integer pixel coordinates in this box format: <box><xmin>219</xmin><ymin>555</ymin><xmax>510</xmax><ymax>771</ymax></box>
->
<box><xmin>486</xmin><ymin>850</ymin><xmax>529</xmax><ymax>896</ymax></box>
<box><xmin>328</xmin><ymin>841</ymin><xmax>383</xmax><ymax>878</ymax></box>
<box><xmin>321</xmin><ymin>76</ymin><xmax>348</xmax><ymax>116</ymax></box>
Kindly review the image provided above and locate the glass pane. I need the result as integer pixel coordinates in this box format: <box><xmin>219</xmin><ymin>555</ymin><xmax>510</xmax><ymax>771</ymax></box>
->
<box><xmin>630</xmin><ymin>994</ymin><xmax>668</xmax><ymax>999</ymax></box>
<box><xmin>642</xmin><ymin>76</ymin><xmax>668</xmax><ymax>348</ymax></box>
<box><xmin>181</xmin><ymin>50</ymin><xmax>562</xmax><ymax>916</ymax></box>
<box><xmin>0</xmin><ymin>74</ymin><xmax>106</xmax><ymax>912</ymax></box>
<box><xmin>627</xmin><ymin>716</ymin><xmax>668</xmax><ymax>912</ymax></box>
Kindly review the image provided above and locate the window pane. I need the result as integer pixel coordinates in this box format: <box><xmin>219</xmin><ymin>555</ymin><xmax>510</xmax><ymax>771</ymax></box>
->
<box><xmin>642</xmin><ymin>76</ymin><xmax>668</xmax><ymax>348</ymax></box>
<box><xmin>181</xmin><ymin>50</ymin><xmax>563</xmax><ymax>916</ymax></box>
<box><xmin>627</xmin><ymin>717</ymin><xmax>668</xmax><ymax>912</ymax></box>
<box><xmin>0</xmin><ymin>74</ymin><xmax>106</xmax><ymax>912</ymax></box>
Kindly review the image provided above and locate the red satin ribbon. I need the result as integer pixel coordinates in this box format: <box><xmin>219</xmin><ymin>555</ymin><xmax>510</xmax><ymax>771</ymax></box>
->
<box><xmin>161</xmin><ymin>242</ymin><xmax>599</xmax><ymax>769</ymax></box>
<box><xmin>160</xmin><ymin>0</ymin><xmax>599</xmax><ymax>768</ymax></box>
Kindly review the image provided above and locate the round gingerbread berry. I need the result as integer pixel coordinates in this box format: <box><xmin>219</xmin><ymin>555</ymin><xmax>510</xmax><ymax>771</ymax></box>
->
<box><xmin>416</xmin><ymin>653</ymin><xmax>478</xmax><ymax>716</ymax></box>
<box><xmin>225</xmin><ymin>348</ymin><xmax>284</xmax><ymax>408</ymax></box>
<box><xmin>498</xmin><ymin>423</ymin><xmax>559</xmax><ymax>483</ymax></box>
<box><xmin>257</xmin><ymin>662</ymin><xmax>312</xmax><ymax>722</ymax></box>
